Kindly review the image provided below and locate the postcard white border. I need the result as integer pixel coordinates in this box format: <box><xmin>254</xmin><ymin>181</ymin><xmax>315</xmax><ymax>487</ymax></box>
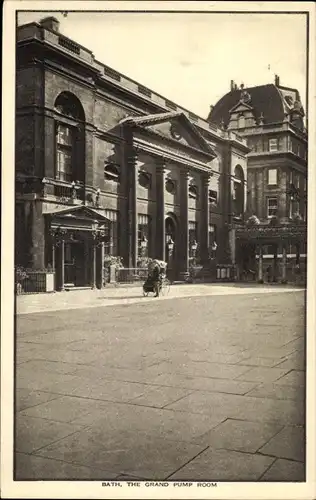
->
<box><xmin>2</xmin><ymin>2</ymin><xmax>316</xmax><ymax>499</ymax></box>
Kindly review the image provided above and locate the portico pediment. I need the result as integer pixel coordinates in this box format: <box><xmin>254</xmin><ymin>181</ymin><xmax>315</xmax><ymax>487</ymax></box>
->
<box><xmin>45</xmin><ymin>205</ymin><xmax>111</xmax><ymax>229</ymax></box>
<box><xmin>120</xmin><ymin>112</ymin><xmax>216</xmax><ymax>159</ymax></box>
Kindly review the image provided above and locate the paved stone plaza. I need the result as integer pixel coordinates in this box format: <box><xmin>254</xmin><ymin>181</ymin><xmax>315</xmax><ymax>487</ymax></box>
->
<box><xmin>15</xmin><ymin>286</ymin><xmax>305</xmax><ymax>481</ymax></box>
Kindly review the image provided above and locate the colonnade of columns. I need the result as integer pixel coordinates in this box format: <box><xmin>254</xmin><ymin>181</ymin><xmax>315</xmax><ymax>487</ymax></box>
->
<box><xmin>256</xmin><ymin>241</ymin><xmax>298</xmax><ymax>284</ymax></box>
<box><xmin>126</xmin><ymin>145</ymin><xmax>214</xmax><ymax>277</ymax></box>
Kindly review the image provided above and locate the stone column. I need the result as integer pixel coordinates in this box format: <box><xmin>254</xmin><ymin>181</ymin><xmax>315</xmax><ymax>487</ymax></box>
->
<box><xmin>281</xmin><ymin>244</ymin><xmax>287</xmax><ymax>283</ymax></box>
<box><xmin>273</xmin><ymin>244</ymin><xmax>278</xmax><ymax>282</ymax></box>
<box><xmin>91</xmin><ymin>233</ymin><xmax>97</xmax><ymax>289</ymax></box>
<box><xmin>99</xmin><ymin>241</ymin><xmax>105</xmax><ymax>289</ymax></box>
<box><xmin>179</xmin><ymin>168</ymin><xmax>190</xmax><ymax>279</ymax></box>
<box><xmin>201</xmin><ymin>172</ymin><xmax>211</xmax><ymax>264</ymax></box>
<box><xmin>258</xmin><ymin>244</ymin><xmax>263</xmax><ymax>283</ymax></box>
<box><xmin>126</xmin><ymin>147</ymin><xmax>138</xmax><ymax>268</ymax></box>
<box><xmin>156</xmin><ymin>162</ymin><xmax>166</xmax><ymax>262</ymax></box>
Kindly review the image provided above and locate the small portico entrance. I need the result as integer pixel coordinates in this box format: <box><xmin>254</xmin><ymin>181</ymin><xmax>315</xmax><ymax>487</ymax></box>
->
<box><xmin>46</xmin><ymin>206</ymin><xmax>111</xmax><ymax>291</ymax></box>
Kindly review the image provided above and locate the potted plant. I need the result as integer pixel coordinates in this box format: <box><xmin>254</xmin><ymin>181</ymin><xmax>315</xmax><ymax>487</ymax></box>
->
<box><xmin>103</xmin><ymin>255</ymin><xmax>124</xmax><ymax>285</ymax></box>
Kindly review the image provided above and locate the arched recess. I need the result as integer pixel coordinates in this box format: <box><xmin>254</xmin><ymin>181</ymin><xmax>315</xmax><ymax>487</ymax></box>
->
<box><xmin>54</xmin><ymin>92</ymin><xmax>86</xmax><ymax>184</ymax></box>
<box><xmin>233</xmin><ymin>165</ymin><xmax>245</xmax><ymax>217</ymax></box>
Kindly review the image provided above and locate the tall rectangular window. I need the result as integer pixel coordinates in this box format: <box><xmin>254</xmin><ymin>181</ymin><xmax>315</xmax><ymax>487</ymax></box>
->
<box><xmin>56</xmin><ymin>124</ymin><xmax>73</xmax><ymax>181</ymax></box>
<box><xmin>103</xmin><ymin>210</ymin><xmax>119</xmax><ymax>256</ymax></box>
<box><xmin>138</xmin><ymin>214</ymin><xmax>151</xmax><ymax>258</ymax></box>
<box><xmin>208</xmin><ymin>224</ymin><xmax>217</xmax><ymax>247</ymax></box>
<box><xmin>267</xmin><ymin>197</ymin><xmax>278</xmax><ymax>218</ymax></box>
<box><xmin>269</xmin><ymin>138</ymin><xmax>278</xmax><ymax>152</ymax></box>
<box><xmin>268</xmin><ymin>169</ymin><xmax>277</xmax><ymax>185</ymax></box>
<box><xmin>189</xmin><ymin>221</ymin><xmax>198</xmax><ymax>259</ymax></box>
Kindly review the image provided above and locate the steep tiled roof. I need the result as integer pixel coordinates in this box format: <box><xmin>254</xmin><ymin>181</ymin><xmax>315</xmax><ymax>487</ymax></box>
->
<box><xmin>208</xmin><ymin>84</ymin><xmax>295</xmax><ymax>127</ymax></box>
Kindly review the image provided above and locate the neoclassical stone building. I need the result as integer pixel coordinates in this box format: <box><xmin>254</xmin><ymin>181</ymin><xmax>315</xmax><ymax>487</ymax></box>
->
<box><xmin>15</xmin><ymin>16</ymin><xmax>249</xmax><ymax>290</ymax></box>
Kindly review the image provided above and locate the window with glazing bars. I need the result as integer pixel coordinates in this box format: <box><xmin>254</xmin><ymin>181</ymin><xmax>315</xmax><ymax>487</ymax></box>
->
<box><xmin>56</xmin><ymin>124</ymin><xmax>73</xmax><ymax>181</ymax></box>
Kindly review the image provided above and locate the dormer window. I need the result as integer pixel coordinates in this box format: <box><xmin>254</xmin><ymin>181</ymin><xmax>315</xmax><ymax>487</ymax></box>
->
<box><xmin>104</xmin><ymin>163</ymin><xmax>120</xmax><ymax>182</ymax></box>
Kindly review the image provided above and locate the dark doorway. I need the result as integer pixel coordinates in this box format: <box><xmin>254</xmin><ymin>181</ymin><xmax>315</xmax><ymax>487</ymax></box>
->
<box><xmin>64</xmin><ymin>240</ymin><xmax>86</xmax><ymax>287</ymax></box>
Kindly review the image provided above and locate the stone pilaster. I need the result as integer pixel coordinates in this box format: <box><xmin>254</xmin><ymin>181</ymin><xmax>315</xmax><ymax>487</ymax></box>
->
<box><xmin>127</xmin><ymin>147</ymin><xmax>138</xmax><ymax>268</ymax></box>
<box><xmin>179</xmin><ymin>168</ymin><xmax>190</xmax><ymax>278</ymax></box>
<box><xmin>44</xmin><ymin>114</ymin><xmax>55</xmax><ymax>179</ymax></box>
<box><xmin>31</xmin><ymin>201</ymin><xmax>45</xmax><ymax>270</ymax></box>
<box><xmin>201</xmin><ymin>172</ymin><xmax>212</xmax><ymax>263</ymax></box>
<box><xmin>156</xmin><ymin>162</ymin><xmax>166</xmax><ymax>262</ymax></box>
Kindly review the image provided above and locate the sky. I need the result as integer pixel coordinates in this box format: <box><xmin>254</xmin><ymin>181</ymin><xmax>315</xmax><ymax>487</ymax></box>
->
<box><xmin>17</xmin><ymin>10</ymin><xmax>307</xmax><ymax>118</ymax></box>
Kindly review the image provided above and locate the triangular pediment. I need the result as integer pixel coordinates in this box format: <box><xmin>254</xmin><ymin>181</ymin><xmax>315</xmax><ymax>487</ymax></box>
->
<box><xmin>121</xmin><ymin>112</ymin><xmax>216</xmax><ymax>158</ymax></box>
<box><xmin>229</xmin><ymin>101</ymin><xmax>254</xmax><ymax>114</ymax></box>
<box><xmin>45</xmin><ymin>205</ymin><xmax>111</xmax><ymax>223</ymax></box>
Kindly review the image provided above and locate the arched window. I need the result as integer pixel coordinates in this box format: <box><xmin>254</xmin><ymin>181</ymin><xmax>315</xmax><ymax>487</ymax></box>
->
<box><xmin>54</xmin><ymin>92</ymin><xmax>85</xmax><ymax>183</ymax></box>
<box><xmin>233</xmin><ymin>165</ymin><xmax>245</xmax><ymax>217</ymax></box>
<box><xmin>104</xmin><ymin>163</ymin><xmax>120</xmax><ymax>183</ymax></box>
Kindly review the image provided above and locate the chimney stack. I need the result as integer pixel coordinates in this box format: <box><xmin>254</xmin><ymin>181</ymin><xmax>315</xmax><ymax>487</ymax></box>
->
<box><xmin>230</xmin><ymin>80</ymin><xmax>235</xmax><ymax>91</ymax></box>
<box><xmin>275</xmin><ymin>74</ymin><xmax>280</xmax><ymax>86</ymax></box>
<box><xmin>40</xmin><ymin>16</ymin><xmax>60</xmax><ymax>33</ymax></box>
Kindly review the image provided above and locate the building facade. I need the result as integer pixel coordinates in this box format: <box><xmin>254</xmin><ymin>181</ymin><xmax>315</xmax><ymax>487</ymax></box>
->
<box><xmin>208</xmin><ymin>77</ymin><xmax>307</xmax><ymax>281</ymax></box>
<box><xmin>15</xmin><ymin>17</ymin><xmax>249</xmax><ymax>290</ymax></box>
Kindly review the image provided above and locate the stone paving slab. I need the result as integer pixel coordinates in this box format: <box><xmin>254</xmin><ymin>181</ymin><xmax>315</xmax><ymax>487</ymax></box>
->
<box><xmin>259</xmin><ymin>458</ymin><xmax>305</xmax><ymax>481</ymax></box>
<box><xmin>236</xmin><ymin>366</ymin><xmax>291</xmax><ymax>383</ymax></box>
<box><xmin>245</xmin><ymin>383</ymin><xmax>304</xmax><ymax>401</ymax></box>
<box><xmin>34</xmin><ymin>428</ymin><xmax>208</xmax><ymax>479</ymax></box>
<box><xmin>70</xmin><ymin>401</ymin><xmax>226</xmax><ymax>443</ymax></box>
<box><xmin>128</xmin><ymin>385</ymin><xmax>194</xmax><ymax>408</ymax></box>
<box><xmin>168</xmin><ymin>448</ymin><xmax>274</xmax><ymax>481</ymax></box>
<box><xmin>165</xmin><ymin>390</ymin><xmax>304</xmax><ymax>425</ymax></box>
<box><xmin>192</xmin><ymin>418</ymin><xmax>283</xmax><ymax>453</ymax></box>
<box><xmin>16</xmin><ymin>389</ymin><xmax>62</xmax><ymax>412</ymax></box>
<box><xmin>274</xmin><ymin>369</ymin><xmax>305</xmax><ymax>387</ymax></box>
<box><xmin>15</xmin><ymin>290</ymin><xmax>306</xmax><ymax>481</ymax></box>
<box><xmin>148</xmin><ymin>373</ymin><xmax>259</xmax><ymax>395</ymax></box>
<box><xmin>258</xmin><ymin>425</ymin><xmax>305</xmax><ymax>462</ymax></box>
<box><xmin>19</xmin><ymin>395</ymin><xmax>111</xmax><ymax>423</ymax></box>
<box><xmin>15</xmin><ymin>452</ymin><xmax>118</xmax><ymax>480</ymax></box>
<box><xmin>15</xmin><ymin>415</ymin><xmax>87</xmax><ymax>454</ymax></box>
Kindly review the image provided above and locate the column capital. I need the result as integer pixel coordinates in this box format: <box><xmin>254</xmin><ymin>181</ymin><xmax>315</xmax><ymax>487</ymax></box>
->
<box><xmin>180</xmin><ymin>168</ymin><xmax>191</xmax><ymax>181</ymax></box>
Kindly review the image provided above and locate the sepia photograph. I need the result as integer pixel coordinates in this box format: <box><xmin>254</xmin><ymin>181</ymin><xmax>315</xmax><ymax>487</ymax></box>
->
<box><xmin>1</xmin><ymin>1</ymin><xmax>316</xmax><ymax>498</ymax></box>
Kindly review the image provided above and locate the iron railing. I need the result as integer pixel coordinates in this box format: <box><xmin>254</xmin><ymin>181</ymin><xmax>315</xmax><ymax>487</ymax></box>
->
<box><xmin>115</xmin><ymin>268</ymin><xmax>148</xmax><ymax>284</ymax></box>
<box><xmin>16</xmin><ymin>271</ymin><xmax>55</xmax><ymax>294</ymax></box>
